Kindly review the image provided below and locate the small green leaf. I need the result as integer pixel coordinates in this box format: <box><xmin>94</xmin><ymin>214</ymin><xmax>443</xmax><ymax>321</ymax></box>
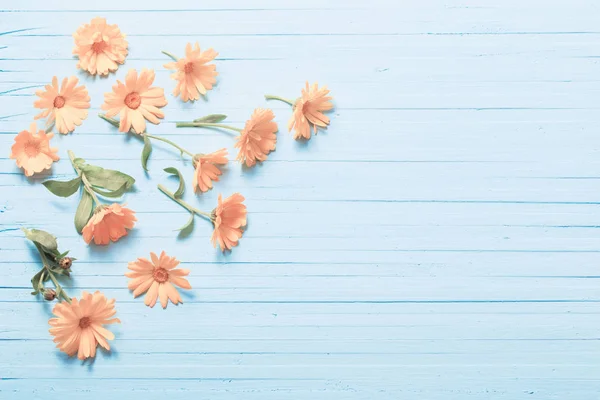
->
<box><xmin>73</xmin><ymin>158</ymin><xmax>86</xmax><ymax>168</ymax></box>
<box><xmin>42</xmin><ymin>177</ymin><xmax>82</xmax><ymax>197</ymax></box>
<box><xmin>22</xmin><ymin>228</ymin><xmax>58</xmax><ymax>251</ymax></box>
<box><xmin>193</xmin><ymin>114</ymin><xmax>227</xmax><ymax>123</ymax></box>
<box><xmin>30</xmin><ymin>269</ymin><xmax>45</xmax><ymax>295</ymax></box>
<box><xmin>80</xmin><ymin>164</ymin><xmax>135</xmax><ymax>191</ymax></box>
<box><xmin>91</xmin><ymin>181</ymin><xmax>129</xmax><ymax>198</ymax></box>
<box><xmin>177</xmin><ymin>212</ymin><xmax>195</xmax><ymax>235</ymax></box>
<box><xmin>141</xmin><ymin>134</ymin><xmax>152</xmax><ymax>171</ymax></box>
<box><xmin>74</xmin><ymin>190</ymin><xmax>94</xmax><ymax>234</ymax></box>
<box><xmin>164</xmin><ymin>167</ymin><xmax>185</xmax><ymax>198</ymax></box>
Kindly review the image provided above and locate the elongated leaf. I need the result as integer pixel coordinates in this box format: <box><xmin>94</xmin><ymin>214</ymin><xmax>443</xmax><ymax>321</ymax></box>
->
<box><xmin>74</xmin><ymin>190</ymin><xmax>93</xmax><ymax>233</ymax></box>
<box><xmin>30</xmin><ymin>269</ymin><xmax>45</xmax><ymax>295</ymax></box>
<box><xmin>80</xmin><ymin>164</ymin><xmax>135</xmax><ymax>191</ymax></box>
<box><xmin>22</xmin><ymin>228</ymin><xmax>58</xmax><ymax>251</ymax></box>
<box><xmin>42</xmin><ymin>177</ymin><xmax>81</xmax><ymax>197</ymax></box>
<box><xmin>164</xmin><ymin>167</ymin><xmax>185</xmax><ymax>198</ymax></box>
<box><xmin>91</xmin><ymin>181</ymin><xmax>129</xmax><ymax>198</ymax></box>
<box><xmin>141</xmin><ymin>134</ymin><xmax>152</xmax><ymax>171</ymax></box>
<box><xmin>193</xmin><ymin>114</ymin><xmax>227</xmax><ymax>123</ymax></box>
<box><xmin>177</xmin><ymin>212</ymin><xmax>195</xmax><ymax>235</ymax></box>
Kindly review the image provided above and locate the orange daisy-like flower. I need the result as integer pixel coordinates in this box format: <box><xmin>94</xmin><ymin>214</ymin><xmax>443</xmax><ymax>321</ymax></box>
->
<box><xmin>126</xmin><ymin>251</ymin><xmax>191</xmax><ymax>309</ymax></box>
<box><xmin>73</xmin><ymin>17</ymin><xmax>128</xmax><ymax>76</ymax></box>
<box><xmin>34</xmin><ymin>76</ymin><xmax>90</xmax><ymax>134</ymax></box>
<box><xmin>9</xmin><ymin>123</ymin><xmax>59</xmax><ymax>176</ymax></box>
<box><xmin>234</xmin><ymin>108</ymin><xmax>278</xmax><ymax>167</ymax></box>
<box><xmin>211</xmin><ymin>193</ymin><xmax>247</xmax><ymax>251</ymax></box>
<box><xmin>164</xmin><ymin>42</ymin><xmax>218</xmax><ymax>102</ymax></box>
<box><xmin>288</xmin><ymin>82</ymin><xmax>333</xmax><ymax>140</ymax></box>
<box><xmin>101</xmin><ymin>69</ymin><xmax>167</xmax><ymax>134</ymax></box>
<box><xmin>82</xmin><ymin>203</ymin><xmax>137</xmax><ymax>245</ymax></box>
<box><xmin>192</xmin><ymin>148</ymin><xmax>228</xmax><ymax>193</ymax></box>
<box><xmin>48</xmin><ymin>291</ymin><xmax>120</xmax><ymax>360</ymax></box>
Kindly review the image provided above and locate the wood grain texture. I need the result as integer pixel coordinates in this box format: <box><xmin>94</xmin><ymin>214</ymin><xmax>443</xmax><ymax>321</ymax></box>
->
<box><xmin>1</xmin><ymin>0</ymin><xmax>600</xmax><ymax>398</ymax></box>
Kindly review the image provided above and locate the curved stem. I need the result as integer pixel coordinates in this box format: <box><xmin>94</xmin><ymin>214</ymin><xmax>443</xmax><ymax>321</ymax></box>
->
<box><xmin>161</xmin><ymin>50</ymin><xmax>179</xmax><ymax>62</ymax></box>
<box><xmin>98</xmin><ymin>113</ymin><xmax>120</xmax><ymax>129</ymax></box>
<box><xmin>157</xmin><ymin>184</ymin><xmax>213</xmax><ymax>221</ymax></box>
<box><xmin>264</xmin><ymin>94</ymin><xmax>295</xmax><ymax>106</ymax></box>
<box><xmin>145</xmin><ymin>134</ymin><xmax>195</xmax><ymax>157</ymax></box>
<box><xmin>176</xmin><ymin>122</ymin><xmax>242</xmax><ymax>133</ymax></box>
<box><xmin>68</xmin><ymin>150</ymin><xmax>101</xmax><ymax>205</ymax></box>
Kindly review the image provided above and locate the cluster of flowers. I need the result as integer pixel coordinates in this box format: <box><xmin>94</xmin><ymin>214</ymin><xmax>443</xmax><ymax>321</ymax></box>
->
<box><xmin>14</xmin><ymin>17</ymin><xmax>334</xmax><ymax>360</ymax></box>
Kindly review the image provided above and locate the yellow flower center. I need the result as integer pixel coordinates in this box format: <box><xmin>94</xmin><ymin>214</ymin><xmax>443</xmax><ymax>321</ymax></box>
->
<box><xmin>124</xmin><ymin>92</ymin><xmax>141</xmax><ymax>110</ymax></box>
<box><xmin>24</xmin><ymin>140</ymin><xmax>40</xmax><ymax>157</ymax></box>
<box><xmin>53</xmin><ymin>96</ymin><xmax>66</xmax><ymax>108</ymax></box>
<box><xmin>153</xmin><ymin>267</ymin><xmax>169</xmax><ymax>283</ymax></box>
<box><xmin>91</xmin><ymin>41</ymin><xmax>107</xmax><ymax>53</ymax></box>
<box><xmin>79</xmin><ymin>316</ymin><xmax>91</xmax><ymax>329</ymax></box>
<box><xmin>184</xmin><ymin>62</ymin><xmax>194</xmax><ymax>74</ymax></box>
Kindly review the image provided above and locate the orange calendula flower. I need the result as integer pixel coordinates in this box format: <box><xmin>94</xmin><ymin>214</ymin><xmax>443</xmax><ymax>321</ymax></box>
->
<box><xmin>82</xmin><ymin>203</ymin><xmax>137</xmax><ymax>245</ymax></box>
<box><xmin>73</xmin><ymin>17</ymin><xmax>128</xmax><ymax>76</ymax></box>
<box><xmin>126</xmin><ymin>251</ymin><xmax>191</xmax><ymax>308</ymax></box>
<box><xmin>235</xmin><ymin>108</ymin><xmax>278</xmax><ymax>167</ymax></box>
<box><xmin>211</xmin><ymin>193</ymin><xmax>247</xmax><ymax>251</ymax></box>
<box><xmin>49</xmin><ymin>291</ymin><xmax>120</xmax><ymax>360</ymax></box>
<box><xmin>10</xmin><ymin>123</ymin><xmax>59</xmax><ymax>176</ymax></box>
<box><xmin>101</xmin><ymin>68</ymin><xmax>167</xmax><ymax>134</ymax></box>
<box><xmin>288</xmin><ymin>82</ymin><xmax>333</xmax><ymax>140</ymax></box>
<box><xmin>34</xmin><ymin>76</ymin><xmax>90</xmax><ymax>134</ymax></box>
<box><xmin>163</xmin><ymin>42</ymin><xmax>218</xmax><ymax>102</ymax></box>
<box><xmin>193</xmin><ymin>148</ymin><xmax>228</xmax><ymax>193</ymax></box>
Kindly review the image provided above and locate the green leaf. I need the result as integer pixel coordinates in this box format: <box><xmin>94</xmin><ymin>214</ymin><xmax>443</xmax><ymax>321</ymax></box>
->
<box><xmin>42</xmin><ymin>177</ymin><xmax>81</xmax><ymax>197</ymax></box>
<box><xmin>193</xmin><ymin>114</ymin><xmax>227</xmax><ymax>123</ymax></box>
<box><xmin>177</xmin><ymin>213</ymin><xmax>195</xmax><ymax>235</ymax></box>
<box><xmin>22</xmin><ymin>228</ymin><xmax>58</xmax><ymax>251</ymax></box>
<box><xmin>141</xmin><ymin>134</ymin><xmax>152</xmax><ymax>171</ymax></box>
<box><xmin>80</xmin><ymin>164</ymin><xmax>135</xmax><ymax>191</ymax></box>
<box><xmin>164</xmin><ymin>167</ymin><xmax>185</xmax><ymax>198</ymax></box>
<box><xmin>74</xmin><ymin>190</ymin><xmax>94</xmax><ymax>234</ymax></box>
<box><xmin>73</xmin><ymin>158</ymin><xmax>86</xmax><ymax>168</ymax></box>
<box><xmin>30</xmin><ymin>269</ymin><xmax>45</xmax><ymax>295</ymax></box>
<box><xmin>91</xmin><ymin>181</ymin><xmax>129</xmax><ymax>198</ymax></box>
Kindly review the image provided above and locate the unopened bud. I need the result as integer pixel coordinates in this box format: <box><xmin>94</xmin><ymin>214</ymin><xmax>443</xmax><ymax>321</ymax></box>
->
<box><xmin>59</xmin><ymin>257</ymin><xmax>73</xmax><ymax>269</ymax></box>
<box><xmin>43</xmin><ymin>289</ymin><xmax>57</xmax><ymax>301</ymax></box>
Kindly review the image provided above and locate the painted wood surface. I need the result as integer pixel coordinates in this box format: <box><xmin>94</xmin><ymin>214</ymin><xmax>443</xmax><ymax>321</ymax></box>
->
<box><xmin>1</xmin><ymin>1</ymin><xmax>600</xmax><ymax>398</ymax></box>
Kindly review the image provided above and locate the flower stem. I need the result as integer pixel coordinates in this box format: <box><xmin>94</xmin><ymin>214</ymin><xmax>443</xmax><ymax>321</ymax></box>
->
<box><xmin>264</xmin><ymin>94</ymin><xmax>295</xmax><ymax>106</ymax></box>
<box><xmin>176</xmin><ymin>122</ymin><xmax>242</xmax><ymax>133</ymax></box>
<box><xmin>145</xmin><ymin>134</ymin><xmax>195</xmax><ymax>157</ymax></box>
<box><xmin>157</xmin><ymin>184</ymin><xmax>213</xmax><ymax>221</ymax></box>
<box><xmin>35</xmin><ymin>243</ymin><xmax>71</xmax><ymax>303</ymax></box>
<box><xmin>161</xmin><ymin>50</ymin><xmax>179</xmax><ymax>62</ymax></box>
<box><xmin>68</xmin><ymin>150</ymin><xmax>101</xmax><ymax>205</ymax></box>
<box><xmin>98</xmin><ymin>113</ymin><xmax>120</xmax><ymax>129</ymax></box>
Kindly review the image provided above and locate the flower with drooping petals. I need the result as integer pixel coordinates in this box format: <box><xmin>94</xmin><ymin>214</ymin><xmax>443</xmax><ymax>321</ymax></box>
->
<box><xmin>192</xmin><ymin>148</ymin><xmax>228</xmax><ymax>193</ymax></box>
<box><xmin>234</xmin><ymin>108</ymin><xmax>278</xmax><ymax>167</ymax></box>
<box><xmin>34</xmin><ymin>76</ymin><xmax>90</xmax><ymax>134</ymax></box>
<box><xmin>126</xmin><ymin>251</ymin><xmax>191</xmax><ymax>308</ymax></box>
<box><xmin>10</xmin><ymin>123</ymin><xmax>59</xmax><ymax>176</ymax></box>
<box><xmin>49</xmin><ymin>291</ymin><xmax>120</xmax><ymax>360</ymax></box>
<box><xmin>73</xmin><ymin>17</ymin><xmax>128</xmax><ymax>76</ymax></box>
<box><xmin>288</xmin><ymin>82</ymin><xmax>333</xmax><ymax>140</ymax></box>
<box><xmin>101</xmin><ymin>69</ymin><xmax>167</xmax><ymax>134</ymax></box>
<box><xmin>82</xmin><ymin>203</ymin><xmax>137</xmax><ymax>245</ymax></box>
<box><xmin>164</xmin><ymin>42</ymin><xmax>218</xmax><ymax>102</ymax></box>
<box><xmin>211</xmin><ymin>193</ymin><xmax>247</xmax><ymax>251</ymax></box>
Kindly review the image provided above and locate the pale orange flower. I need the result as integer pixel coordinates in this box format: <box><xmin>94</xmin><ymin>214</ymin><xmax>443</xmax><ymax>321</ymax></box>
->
<box><xmin>126</xmin><ymin>251</ymin><xmax>191</xmax><ymax>308</ymax></box>
<box><xmin>73</xmin><ymin>17</ymin><xmax>128</xmax><ymax>76</ymax></box>
<box><xmin>288</xmin><ymin>82</ymin><xmax>333</xmax><ymax>140</ymax></box>
<box><xmin>49</xmin><ymin>291</ymin><xmax>120</xmax><ymax>360</ymax></box>
<box><xmin>101</xmin><ymin>69</ymin><xmax>167</xmax><ymax>134</ymax></box>
<box><xmin>9</xmin><ymin>123</ymin><xmax>59</xmax><ymax>176</ymax></box>
<box><xmin>192</xmin><ymin>148</ymin><xmax>228</xmax><ymax>193</ymax></box>
<box><xmin>164</xmin><ymin>42</ymin><xmax>218</xmax><ymax>102</ymax></box>
<box><xmin>82</xmin><ymin>203</ymin><xmax>137</xmax><ymax>245</ymax></box>
<box><xmin>211</xmin><ymin>193</ymin><xmax>247</xmax><ymax>251</ymax></box>
<box><xmin>34</xmin><ymin>76</ymin><xmax>90</xmax><ymax>134</ymax></box>
<box><xmin>235</xmin><ymin>108</ymin><xmax>278</xmax><ymax>167</ymax></box>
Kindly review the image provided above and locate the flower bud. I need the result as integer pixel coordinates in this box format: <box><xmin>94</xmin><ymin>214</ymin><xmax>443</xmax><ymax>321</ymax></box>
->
<box><xmin>43</xmin><ymin>289</ymin><xmax>57</xmax><ymax>301</ymax></box>
<box><xmin>59</xmin><ymin>257</ymin><xmax>73</xmax><ymax>269</ymax></box>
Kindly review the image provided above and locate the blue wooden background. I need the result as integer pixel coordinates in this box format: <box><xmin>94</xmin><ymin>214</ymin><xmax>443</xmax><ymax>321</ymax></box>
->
<box><xmin>1</xmin><ymin>1</ymin><xmax>600</xmax><ymax>398</ymax></box>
